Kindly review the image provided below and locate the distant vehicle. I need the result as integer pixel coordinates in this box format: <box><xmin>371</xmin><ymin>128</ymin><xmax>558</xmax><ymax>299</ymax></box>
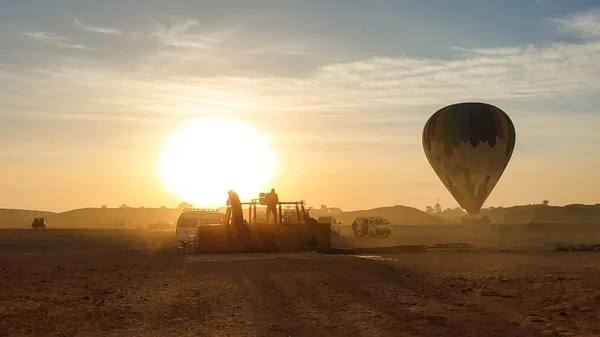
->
<box><xmin>351</xmin><ymin>217</ymin><xmax>392</xmax><ymax>238</ymax></box>
<box><xmin>281</xmin><ymin>209</ymin><xmax>304</xmax><ymax>224</ymax></box>
<box><xmin>460</xmin><ymin>216</ymin><xmax>491</xmax><ymax>225</ymax></box>
<box><xmin>107</xmin><ymin>221</ymin><xmax>128</xmax><ymax>229</ymax></box>
<box><xmin>148</xmin><ymin>220</ymin><xmax>175</xmax><ymax>231</ymax></box>
<box><xmin>317</xmin><ymin>216</ymin><xmax>341</xmax><ymax>237</ymax></box>
<box><xmin>31</xmin><ymin>217</ymin><xmax>46</xmax><ymax>229</ymax></box>
<box><xmin>176</xmin><ymin>208</ymin><xmax>224</xmax><ymax>242</ymax></box>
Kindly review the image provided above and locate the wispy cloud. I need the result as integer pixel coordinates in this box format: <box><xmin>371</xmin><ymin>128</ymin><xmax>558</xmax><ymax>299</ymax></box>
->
<box><xmin>10</xmin><ymin>35</ymin><xmax>600</xmax><ymax>120</ymax></box>
<box><xmin>149</xmin><ymin>19</ymin><xmax>217</xmax><ymax>49</ymax></box>
<box><xmin>134</xmin><ymin>17</ymin><xmax>333</xmax><ymax>78</ymax></box>
<box><xmin>72</xmin><ymin>17</ymin><xmax>122</xmax><ymax>36</ymax></box>
<box><xmin>7</xmin><ymin>9</ymin><xmax>600</xmax><ymax>138</ymax></box>
<box><xmin>547</xmin><ymin>8</ymin><xmax>600</xmax><ymax>39</ymax></box>
<box><xmin>24</xmin><ymin>31</ymin><xmax>87</xmax><ymax>49</ymax></box>
<box><xmin>4</xmin><ymin>4</ymin><xmax>600</xmax><ymax>210</ymax></box>
<box><xmin>238</xmin><ymin>41</ymin><xmax>316</xmax><ymax>56</ymax></box>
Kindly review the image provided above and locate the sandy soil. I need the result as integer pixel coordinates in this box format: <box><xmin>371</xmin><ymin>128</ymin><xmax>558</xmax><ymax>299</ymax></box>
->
<box><xmin>1</xmin><ymin>228</ymin><xmax>599</xmax><ymax>337</ymax></box>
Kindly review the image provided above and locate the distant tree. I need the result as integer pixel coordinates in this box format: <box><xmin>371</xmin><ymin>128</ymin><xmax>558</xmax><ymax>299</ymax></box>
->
<box><xmin>139</xmin><ymin>206</ymin><xmax>145</xmax><ymax>209</ymax></box>
<box><xmin>328</xmin><ymin>207</ymin><xmax>343</xmax><ymax>215</ymax></box>
<box><xmin>433</xmin><ymin>200</ymin><xmax>442</xmax><ymax>214</ymax></box>
<box><xmin>160</xmin><ymin>206</ymin><xmax>166</xmax><ymax>209</ymax></box>
<box><xmin>178</xmin><ymin>202</ymin><xmax>193</xmax><ymax>209</ymax></box>
<box><xmin>425</xmin><ymin>206</ymin><xmax>434</xmax><ymax>214</ymax></box>
<box><xmin>542</xmin><ymin>200</ymin><xmax>549</xmax><ymax>206</ymax></box>
<box><xmin>435</xmin><ymin>206</ymin><xmax>466</xmax><ymax>219</ymax></box>
<box><xmin>321</xmin><ymin>205</ymin><xmax>328</xmax><ymax>211</ymax></box>
<box><xmin>120</xmin><ymin>204</ymin><xmax>128</xmax><ymax>208</ymax></box>
<box><xmin>101</xmin><ymin>205</ymin><xmax>107</xmax><ymax>209</ymax></box>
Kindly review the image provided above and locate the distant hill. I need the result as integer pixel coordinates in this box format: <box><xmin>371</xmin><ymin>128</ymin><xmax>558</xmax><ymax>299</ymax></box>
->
<box><xmin>45</xmin><ymin>207</ymin><xmax>185</xmax><ymax>229</ymax></box>
<box><xmin>480</xmin><ymin>204</ymin><xmax>600</xmax><ymax>224</ymax></box>
<box><xmin>425</xmin><ymin>204</ymin><xmax>600</xmax><ymax>224</ymax></box>
<box><xmin>0</xmin><ymin>204</ymin><xmax>455</xmax><ymax>228</ymax></box>
<box><xmin>332</xmin><ymin>205</ymin><xmax>454</xmax><ymax>226</ymax></box>
<box><xmin>0</xmin><ymin>209</ymin><xmax>56</xmax><ymax>228</ymax></box>
<box><xmin>3</xmin><ymin>203</ymin><xmax>600</xmax><ymax>229</ymax></box>
<box><xmin>0</xmin><ymin>207</ymin><xmax>185</xmax><ymax>229</ymax></box>
<box><xmin>313</xmin><ymin>203</ymin><xmax>600</xmax><ymax>225</ymax></box>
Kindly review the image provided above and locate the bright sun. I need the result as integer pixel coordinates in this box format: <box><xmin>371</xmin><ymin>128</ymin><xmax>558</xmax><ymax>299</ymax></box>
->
<box><xmin>158</xmin><ymin>117</ymin><xmax>277</xmax><ymax>207</ymax></box>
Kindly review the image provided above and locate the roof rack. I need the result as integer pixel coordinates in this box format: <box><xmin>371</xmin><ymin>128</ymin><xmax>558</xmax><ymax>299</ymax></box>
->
<box><xmin>182</xmin><ymin>208</ymin><xmax>219</xmax><ymax>213</ymax></box>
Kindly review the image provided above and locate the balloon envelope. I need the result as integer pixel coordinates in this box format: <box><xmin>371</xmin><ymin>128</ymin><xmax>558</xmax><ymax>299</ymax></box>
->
<box><xmin>422</xmin><ymin>102</ymin><xmax>516</xmax><ymax>215</ymax></box>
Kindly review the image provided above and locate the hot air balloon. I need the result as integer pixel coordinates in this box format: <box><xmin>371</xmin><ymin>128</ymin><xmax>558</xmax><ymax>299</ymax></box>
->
<box><xmin>422</xmin><ymin>102</ymin><xmax>516</xmax><ymax>216</ymax></box>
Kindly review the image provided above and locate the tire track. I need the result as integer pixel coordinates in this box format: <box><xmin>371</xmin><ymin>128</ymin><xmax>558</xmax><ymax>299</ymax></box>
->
<box><xmin>229</xmin><ymin>266</ymin><xmax>328</xmax><ymax>337</ymax></box>
<box><xmin>270</xmin><ymin>271</ymin><xmax>385</xmax><ymax>337</ymax></box>
<box><xmin>322</xmin><ymin>260</ymin><xmax>543</xmax><ymax>337</ymax></box>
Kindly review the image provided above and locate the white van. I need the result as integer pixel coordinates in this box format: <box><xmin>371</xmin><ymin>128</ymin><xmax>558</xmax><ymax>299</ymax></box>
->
<box><xmin>351</xmin><ymin>217</ymin><xmax>392</xmax><ymax>238</ymax></box>
<box><xmin>175</xmin><ymin>208</ymin><xmax>223</xmax><ymax>242</ymax></box>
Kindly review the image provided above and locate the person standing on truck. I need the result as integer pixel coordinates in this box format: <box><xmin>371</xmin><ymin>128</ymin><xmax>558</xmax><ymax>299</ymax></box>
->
<box><xmin>226</xmin><ymin>190</ymin><xmax>244</xmax><ymax>228</ymax></box>
<box><xmin>265</xmin><ymin>188</ymin><xmax>279</xmax><ymax>224</ymax></box>
<box><xmin>226</xmin><ymin>190</ymin><xmax>251</xmax><ymax>247</ymax></box>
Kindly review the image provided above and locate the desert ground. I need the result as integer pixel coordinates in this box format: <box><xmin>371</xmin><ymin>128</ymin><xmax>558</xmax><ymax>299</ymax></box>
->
<box><xmin>1</xmin><ymin>225</ymin><xmax>600</xmax><ymax>337</ymax></box>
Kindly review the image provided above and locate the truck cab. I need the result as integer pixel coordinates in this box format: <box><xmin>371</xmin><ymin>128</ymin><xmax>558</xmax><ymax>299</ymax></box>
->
<box><xmin>351</xmin><ymin>217</ymin><xmax>392</xmax><ymax>238</ymax></box>
<box><xmin>317</xmin><ymin>216</ymin><xmax>341</xmax><ymax>237</ymax></box>
<box><xmin>176</xmin><ymin>208</ymin><xmax>224</xmax><ymax>242</ymax></box>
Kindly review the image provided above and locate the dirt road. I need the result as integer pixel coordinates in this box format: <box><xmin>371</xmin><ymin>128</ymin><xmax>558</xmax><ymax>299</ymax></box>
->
<box><xmin>1</xmin><ymin>229</ymin><xmax>599</xmax><ymax>336</ymax></box>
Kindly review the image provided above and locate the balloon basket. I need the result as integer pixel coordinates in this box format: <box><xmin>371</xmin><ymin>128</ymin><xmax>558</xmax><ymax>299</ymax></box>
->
<box><xmin>460</xmin><ymin>215</ymin><xmax>491</xmax><ymax>225</ymax></box>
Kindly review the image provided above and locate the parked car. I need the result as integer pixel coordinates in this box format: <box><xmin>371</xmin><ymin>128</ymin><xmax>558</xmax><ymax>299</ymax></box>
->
<box><xmin>148</xmin><ymin>220</ymin><xmax>175</xmax><ymax>231</ymax></box>
<box><xmin>31</xmin><ymin>217</ymin><xmax>46</xmax><ymax>229</ymax></box>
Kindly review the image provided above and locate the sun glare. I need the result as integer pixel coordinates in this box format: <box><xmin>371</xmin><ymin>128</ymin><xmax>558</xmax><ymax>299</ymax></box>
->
<box><xmin>158</xmin><ymin>117</ymin><xmax>277</xmax><ymax>207</ymax></box>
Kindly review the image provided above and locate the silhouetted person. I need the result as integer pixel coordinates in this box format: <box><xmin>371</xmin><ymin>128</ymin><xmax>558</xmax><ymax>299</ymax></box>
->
<box><xmin>265</xmin><ymin>188</ymin><xmax>279</xmax><ymax>224</ymax></box>
<box><xmin>226</xmin><ymin>190</ymin><xmax>244</xmax><ymax>228</ymax></box>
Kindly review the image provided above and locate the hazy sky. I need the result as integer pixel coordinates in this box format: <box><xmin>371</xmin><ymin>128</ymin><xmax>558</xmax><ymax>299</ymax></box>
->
<box><xmin>1</xmin><ymin>0</ymin><xmax>600</xmax><ymax>212</ymax></box>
